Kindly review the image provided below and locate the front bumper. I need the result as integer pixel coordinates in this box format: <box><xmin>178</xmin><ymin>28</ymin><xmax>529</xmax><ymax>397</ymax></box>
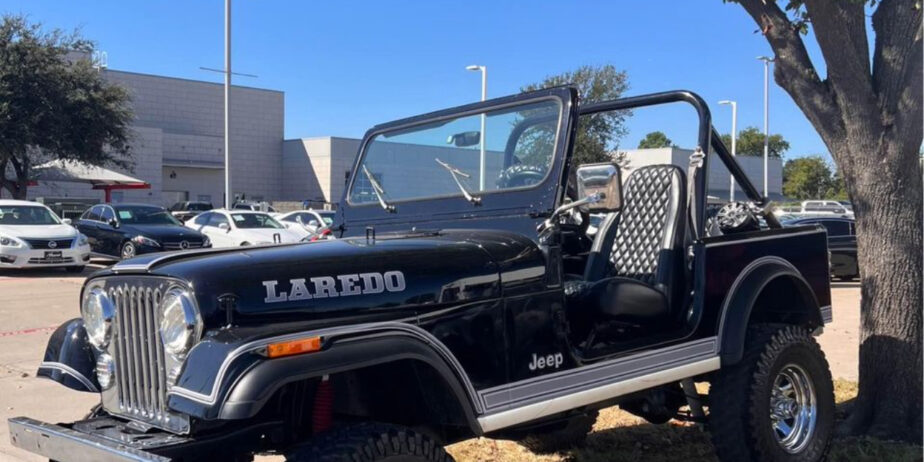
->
<box><xmin>8</xmin><ymin>417</ymin><xmax>169</xmax><ymax>462</ymax></box>
<box><xmin>0</xmin><ymin>245</ymin><xmax>90</xmax><ymax>268</ymax></box>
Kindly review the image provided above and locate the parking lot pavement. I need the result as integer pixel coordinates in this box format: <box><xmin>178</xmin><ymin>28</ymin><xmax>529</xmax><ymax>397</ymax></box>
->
<box><xmin>0</xmin><ymin>270</ymin><xmax>862</xmax><ymax>461</ymax></box>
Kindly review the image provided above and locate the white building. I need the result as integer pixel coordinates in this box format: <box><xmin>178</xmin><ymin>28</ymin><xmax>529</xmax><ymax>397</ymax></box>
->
<box><xmin>617</xmin><ymin>147</ymin><xmax>784</xmax><ymax>202</ymax></box>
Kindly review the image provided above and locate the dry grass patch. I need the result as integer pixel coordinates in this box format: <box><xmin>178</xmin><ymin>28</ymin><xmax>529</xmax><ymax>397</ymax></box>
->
<box><xmin>446</xmin><ymin>380</ymin><xmax>922</xmax><ymax>462</ymax></box>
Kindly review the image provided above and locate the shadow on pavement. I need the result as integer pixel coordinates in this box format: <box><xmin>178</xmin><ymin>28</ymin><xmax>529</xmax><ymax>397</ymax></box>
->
<box><xmin>0</xmin><ymin>261</ymin><xmax>112</xmax><ymax>279</ymax></box>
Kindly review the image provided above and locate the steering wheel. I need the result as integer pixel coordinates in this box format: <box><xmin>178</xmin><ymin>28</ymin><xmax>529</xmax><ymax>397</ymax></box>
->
<box><xmin>496</xmin><ymin>164</ymin><xmax>546</xmax><ymax>189</ymax></box>
<box><xmin>715</xmin><ymin>201</ymin><xmax>760</xmax><ymax>234</ymax></box>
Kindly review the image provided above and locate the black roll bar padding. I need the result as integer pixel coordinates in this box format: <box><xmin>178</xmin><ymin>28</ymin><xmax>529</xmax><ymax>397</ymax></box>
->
<box><xmin>579</xmin><ymin>90</ymin><xmax>713</xmax><ymax>239</ymax></box>
<box><xmin>709</xmin><ymin>127</ymin><xmax>765</xmax><ymax>204</ymax></box>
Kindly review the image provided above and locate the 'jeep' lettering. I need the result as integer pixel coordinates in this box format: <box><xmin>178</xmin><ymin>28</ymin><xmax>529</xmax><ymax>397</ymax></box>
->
<box><xmin>528</xmin><ymin>352</ymin><xmax>564</xmax><ymax>371</ymax></box>
<box><xmin>263</xmin><ymin>271</ymin><xmax>406</xmax><ymax>303</ymax></box>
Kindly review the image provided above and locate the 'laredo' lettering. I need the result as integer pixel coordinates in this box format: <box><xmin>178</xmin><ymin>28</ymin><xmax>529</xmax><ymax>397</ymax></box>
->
<box><xmin>263</xmin><ymin>271</ymin><xmax>406</xmax><ymax>303</ymax></box>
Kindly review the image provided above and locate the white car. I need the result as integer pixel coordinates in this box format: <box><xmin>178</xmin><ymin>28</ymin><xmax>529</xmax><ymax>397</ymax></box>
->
<box><xmin>184</xmin><ymin>209</ymin><xmax>303</xmax><ymax>248</ymax></box>
<box><xmin>276</xmin><ymin>210</ymin><xmax>336</xmax><ymax>236</ymax></box>
<box><xmin>0</xmin><ymin>200</ymin><xmax>90</xmax><ymax>272</ymax></box>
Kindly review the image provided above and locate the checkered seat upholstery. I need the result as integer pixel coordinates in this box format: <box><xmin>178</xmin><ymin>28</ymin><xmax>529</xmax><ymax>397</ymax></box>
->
<box><xmin>570</xmin><ymin>165</ymin><xmax>687</xmax><ymax>324</ymax></box>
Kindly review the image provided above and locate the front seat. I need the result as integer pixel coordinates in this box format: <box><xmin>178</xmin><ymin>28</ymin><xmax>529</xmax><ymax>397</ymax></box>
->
<box><xmin>569</xmin><ymin>164</ymin><xmax>687</xmax><ymax>325</ymax></box>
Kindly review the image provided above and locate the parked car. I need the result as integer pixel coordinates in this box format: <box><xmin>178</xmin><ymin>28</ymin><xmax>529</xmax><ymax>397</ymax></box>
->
<box><xmin>185</xmin><ymin>209</ymin><xmax>303</xmax><ymax>247</ymax></box>
<box><xmin>277</xmin><ymin>209</ymin><xmax>336</xmax><ymax>234</ymax></box>
<box><xmin>0</xmin><ymin>200</ymin><xmax>90</xmax><ymax>272</ymax></box>
<box><xmin>785</xmin><ymin>216</ymin><xmax>858</xmax><ymax>280</ymax></box>
<box><xmin>800</xmin><ymin>200</ymin><xmax>852</xmax><ymax>217</ymax></box>
<box><xmin>12</xmin><ymin>89</ymin><xmax>835</xmax><ymax>462</ymax></box>
<box><xmin>232</xmin><ymin>201</ymin><xmax>277</xmax><ymax>213</ymax></box>
<box><xmin>168</xmin><ymin>201</ymin><xmax>213</xmax><ymax>222</ymax></box>
<box><xmin>75</xmin><ymin>203</ymin><xmax>210</xmax><ymax>259</ymax></box>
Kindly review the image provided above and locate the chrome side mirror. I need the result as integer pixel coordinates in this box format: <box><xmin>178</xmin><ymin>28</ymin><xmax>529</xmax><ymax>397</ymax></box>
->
<box><xmin>576</xmin><ymin>162</ymin><xmax>622</xmax><ymax>213</ymax></box>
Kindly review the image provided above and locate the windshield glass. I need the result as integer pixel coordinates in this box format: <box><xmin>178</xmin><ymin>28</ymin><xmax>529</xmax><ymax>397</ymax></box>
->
<box><xmin>349</xmin><ymin>99</ymin><xmax>561</xmax><ymax>205</ymax></box>
<box><xmin>317</xmin><ymin>212</ymin><xmax>334</xmax><ymax>225</ymax></box>
<box><xmin>0</xmin><ymin>205</ymin><xmax>60</xmax><ymax>225</ymax></box>
<box><xmin>189</xmin><ymin>203</ymin><xmax>212</xmax><ymax>211</ymax></box>
<box><xmin>232</xmin><ymin>213</ymin><xmax>284</xmax><ymax>229</ymax></box>
<box><xmin>116</xmin><ymin>206</ymin><xmax>180</xmax><ymax>225</ymax></box>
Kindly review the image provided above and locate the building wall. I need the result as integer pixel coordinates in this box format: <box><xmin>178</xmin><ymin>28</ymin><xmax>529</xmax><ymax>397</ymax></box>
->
<box><xmin>281</xmin><ymin>137</ymin><xmax>361</xmax><ymax>204</ymax></box>
<box><xmin>26</xmin><ymin>69</ymin><xmax>284</xmax><ymax>207</ymax></box>
<box><xmin>619</xmin><ymin>147</ymin><xmax>783</xmax><ymax>201</ymax></box>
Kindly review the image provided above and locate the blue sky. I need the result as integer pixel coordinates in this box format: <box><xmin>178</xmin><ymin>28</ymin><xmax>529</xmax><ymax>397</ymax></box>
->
<box><xmin>2</xmin><ymin>0</ymin><xmax>837</xmax><ymax>160</ymax></box>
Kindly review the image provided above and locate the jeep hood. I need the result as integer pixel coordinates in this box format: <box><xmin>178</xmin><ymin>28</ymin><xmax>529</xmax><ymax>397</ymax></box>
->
<box><xmin>101</xmin><ymin>230</ymin><xmax>545</xmax><ymax>327</ymax></box>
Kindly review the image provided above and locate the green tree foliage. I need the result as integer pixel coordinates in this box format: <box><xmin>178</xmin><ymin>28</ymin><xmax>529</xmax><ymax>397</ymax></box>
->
<box><xmin>521</xmin><ymin>65</ymin><xmax>630</xmax><ymax>166</ymax></box>
<box><xmin>781</xmin><ymin>155</ymin><xmax>833</xmax><ymax>199</ymax></box>
<box><xmin>637</xmin><ymin>131</ymin><xmax>675</xmax><ymax>149</ymax></box>
<box><xmin>720</xmin><ymin>126</ymin><xmax>790</xmax><ymax>157</ymax></box>
<box><xmin>0</xmin><ymin>15</ymin><xmax>133</xmax><ymax>199</ymax></box>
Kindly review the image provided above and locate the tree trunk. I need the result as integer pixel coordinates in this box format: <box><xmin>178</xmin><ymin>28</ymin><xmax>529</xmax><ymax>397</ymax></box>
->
<box><xmin>836</xmin><ymin>132</ymin><xmax>923</xmax><ymax>442</ymax></box>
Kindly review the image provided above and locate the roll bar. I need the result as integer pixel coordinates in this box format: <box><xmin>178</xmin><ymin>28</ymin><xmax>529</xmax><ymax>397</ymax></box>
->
<box><xmin>578</xmin><ymin>90</ymin><xmax>765</xmax><ymax>239</ymax></box>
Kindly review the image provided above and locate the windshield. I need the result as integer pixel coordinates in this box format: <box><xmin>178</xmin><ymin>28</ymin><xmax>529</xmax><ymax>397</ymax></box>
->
<box><xmin>349</xmin><ymin>99</ymin><xmax>562</xmax><ymax>205</ymax></box>
<box><xmin>317</xmin><ymin>212</ymin><xmax>334</xmax><ymax>225</ymax></box>
<box><xmin>116</xmin><ymin>206</ymin><xmax>180</xmax><ymax>225</ymax></box>
<box><xmin>189</xmin><ymin>203</ymin><xmax>212</xmax><ymax>211</ymax></box>
<box><xmin>232</xmin><ymin>213</ymin><xmax>284</xmax><ymax>229</ymax></box>
<box><xmin>0</xmin><ymin>206</ymin><xmax>60</xmax><ymax>225</ymax></box>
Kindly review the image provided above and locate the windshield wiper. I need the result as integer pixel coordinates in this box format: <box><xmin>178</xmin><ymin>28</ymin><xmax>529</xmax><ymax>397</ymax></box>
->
<box><xmin>435</xmin><ymin>158</ymin><xmax>481</xmax><ymax>206</ymax></box>
<box><xmin>361</xmin><ymin>165</ymin><xmax>395</xmax><ymax>213</ymax></box>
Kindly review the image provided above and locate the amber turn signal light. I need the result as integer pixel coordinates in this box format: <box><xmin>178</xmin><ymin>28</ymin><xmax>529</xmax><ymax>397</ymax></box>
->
<box><xmin>264</xmin><ymin>336</ymin><xmax>322</xmax><ymax>359</ymax></box>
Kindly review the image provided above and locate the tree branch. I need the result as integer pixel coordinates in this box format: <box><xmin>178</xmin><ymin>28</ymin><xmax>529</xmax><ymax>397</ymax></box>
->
<box><xmin>872</xmin><ymin>0</ymin><xmax>923</xmax><ymax>120</ymax></box>
<box><xmin>804</xmin><ymin>0</ymin><xmax>875</xmax><ymax>113</ymax></box>
<box><xmin>736</xmin><ymin>0</ymin><xmax>845</xmax><ymax>141</ymax></box>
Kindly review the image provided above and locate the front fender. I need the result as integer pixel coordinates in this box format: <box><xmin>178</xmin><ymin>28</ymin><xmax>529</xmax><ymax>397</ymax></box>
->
<box><xmin>166</xmin><ymin>323</ymin><xmax>481</xmax><ymax>430</ymax></box>
<box><xmin>36</xmin><ymin>319</ymin><xmax>100</xmax><ymax>393</ymax></box>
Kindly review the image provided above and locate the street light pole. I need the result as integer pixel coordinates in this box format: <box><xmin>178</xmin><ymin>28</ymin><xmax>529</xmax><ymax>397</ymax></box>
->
<box><xmin>718</xmin><ymin>100</ymin><xmax>737</xmax><ymax>201</ymax></box>
<box><xmin>466</xmin><ymin>65</ymin><xmax>487</xmax><ymax>191</ymax></box>
<box><xmin>758</xmin><ymin>56</ymin><xmax>773</xmax><ymax>198</ymax></box>
<box><xmin>224</xmin><ymin>0</ymin><xmax>232</xmax><ymax>209</ymax></box>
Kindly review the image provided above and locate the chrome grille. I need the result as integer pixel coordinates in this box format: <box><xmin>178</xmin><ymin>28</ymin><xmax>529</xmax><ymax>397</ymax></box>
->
<box><xmin>111</xmin><ymin>284</ymin><xmax>169</xmax><ymax>422</ymax></box>
<box><xmin>162</xmin><ymin>241</ymin><xmax>203</xmax><ymax>250</ymax></box>
<box><xmin>24</xmin><ymin>238</ymin><xmax>73</xmax><ymax>249</ymax></box>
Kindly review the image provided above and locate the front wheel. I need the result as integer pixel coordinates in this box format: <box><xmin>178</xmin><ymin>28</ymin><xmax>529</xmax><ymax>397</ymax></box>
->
<box><xmin>709</xmin><ymin>325</ymin><xmax>834</xmax><ymax>462</ymax></box>
<box><xmin>286</xmin><ymin>423</ymin><xmax>453</xmax><ymax>462</ymax></box>
<box><xmin>120</xmin><ymin>241</ymin><xmax>137</xmax><ymax>259</ymax></box>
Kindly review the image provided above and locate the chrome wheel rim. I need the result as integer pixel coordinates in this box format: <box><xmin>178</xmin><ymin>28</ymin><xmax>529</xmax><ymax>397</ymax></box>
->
<box><xmin>122</xmin><ymin>243</ymin><xmax>135</xmax><ymax>259</ymax></box>
<box><xmin>770</xmin><ymin>364</ymin><xmax>817</xmax><ymax>453</ymax></box>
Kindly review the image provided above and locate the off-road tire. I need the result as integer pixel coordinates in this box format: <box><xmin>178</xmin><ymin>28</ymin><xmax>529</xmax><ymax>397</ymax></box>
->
<box><xmin>518</xmin><ymin>410</ymin><xmax>598</xmax><ymax>453</ymax></box>
<box><xmin>287</xmin><ymin>422</ymin><xmax>454</xmax><ymax>462</ymax></box>
<box><xmin>709</xmin><ymin>325</ymin><xmax>834</xmax><ymax>462</ymax></box>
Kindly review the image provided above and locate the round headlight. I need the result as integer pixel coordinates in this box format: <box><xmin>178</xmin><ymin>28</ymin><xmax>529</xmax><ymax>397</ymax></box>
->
<box><xmin>159</xmin><ymin>287</ymin><xmax>201</xmax><ymax>358</ymax></box>
<box><xmin>81</xmin><ymin>287</ymin><xmax>114</xmax><ymax>349</ymax></box>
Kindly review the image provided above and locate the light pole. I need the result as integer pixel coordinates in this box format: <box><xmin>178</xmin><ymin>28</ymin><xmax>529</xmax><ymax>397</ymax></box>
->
<box><xmin>718</xmin><ymin>100</ymin><xmax>737</xmax><ymax>201</ymax></box>
<box><xmin>757</xmin><ymin>56</ymin><xmax>774</xmax><ymax>198</ymax></box>
<box><xmin>466</xmin><ymin>65</ymin><xmax>487</xmax><ymax>191</ymax></box>
<box><xmin>224</xmin><ymin>0</ymin><xmax>232</xmax><ymax>209</ymax></box>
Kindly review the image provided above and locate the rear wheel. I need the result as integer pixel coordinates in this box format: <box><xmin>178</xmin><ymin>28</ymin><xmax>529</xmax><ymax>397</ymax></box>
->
<box><xmin>286</xmin><ymin>423</ymin><xmax>453</xmax><ymax>462</ymax></box>
<box><xmin>709</xmin><ymin>325</ymin><xmax>834</xmax><ymax>462</ymax></box>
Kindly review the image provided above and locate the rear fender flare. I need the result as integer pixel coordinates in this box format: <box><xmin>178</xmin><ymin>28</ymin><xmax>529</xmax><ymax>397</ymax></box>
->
<box><xmin>717</xmin><ymin>256</ymin><xmax>822</xmax><ymax>365</ymax></box>
<box><xmin>36</xmin><ymin>318</ymin><xmax>100</xmax><ymax>393</ymax></box>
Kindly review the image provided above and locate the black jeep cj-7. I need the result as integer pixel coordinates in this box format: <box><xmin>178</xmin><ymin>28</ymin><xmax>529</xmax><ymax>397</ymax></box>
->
<box><xmin>10</xmin><ymin>88</ymin><xmax>835</xmax><ymax>461</ymax></box>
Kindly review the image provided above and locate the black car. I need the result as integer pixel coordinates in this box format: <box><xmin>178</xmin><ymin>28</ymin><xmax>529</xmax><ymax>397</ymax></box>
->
<box><xmin>76</xmin><ymin>203</ymin><xmax>210</xmax><ymax>259</ymax></box>
<box><xmin>13</xmin><ymin>90</ymin><xmax>835</xmax><ymax>462</ymax></box>
<box><xmin>785</xmin><ymin>217</ymin><xmax>858</xmax><ymax>280</ymax></box>
<box><xmin>168</xmin><ymin>201</ymin><xmax>213</xmax><ymax>223</ymax></box>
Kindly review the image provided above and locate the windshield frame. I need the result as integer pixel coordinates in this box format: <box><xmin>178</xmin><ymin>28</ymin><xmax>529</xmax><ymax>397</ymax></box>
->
<box><xmin>344</xmin><ymin>95</ymin><xmax>565</xmax><ymax>208</ymax></box>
